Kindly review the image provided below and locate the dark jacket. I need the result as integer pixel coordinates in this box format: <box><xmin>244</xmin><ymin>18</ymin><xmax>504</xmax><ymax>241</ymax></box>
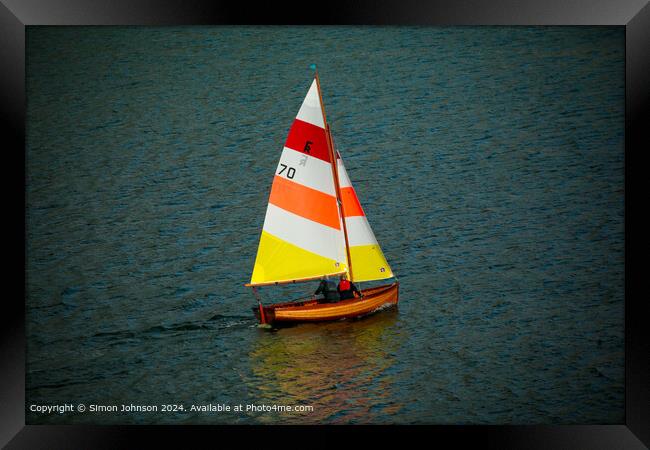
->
<box><xmin>314</xmin><ymin>279</ymin><xmax>340</xmax><ymax>302</ymax></box>
<box><xmin>337</xmin><ymin>281</ymin><xmax>362</xmax><ymax>300</ymax></box>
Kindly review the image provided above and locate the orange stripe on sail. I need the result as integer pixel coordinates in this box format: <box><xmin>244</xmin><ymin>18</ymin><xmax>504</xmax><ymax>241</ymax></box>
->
<box><xmin>269</xmin><ymin>176</ymin><xmax>341</xmax><ymax>230</ymax></box>
<box><xmin>340</xmin><ymin>187</ymin><xmax>365</xmax><ymax>217</ymax></box>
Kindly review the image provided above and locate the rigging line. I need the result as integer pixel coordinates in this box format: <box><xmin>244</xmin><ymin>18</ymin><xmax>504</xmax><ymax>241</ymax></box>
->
<box><xmin>328</xmin><ymin>125</ymin><xmax>354</xmax><ymax>281</ymax></box>
<box><xmin>314</xmin><ymin>72</ymin><xmax>354</xmax><ymax>280</ymax></box>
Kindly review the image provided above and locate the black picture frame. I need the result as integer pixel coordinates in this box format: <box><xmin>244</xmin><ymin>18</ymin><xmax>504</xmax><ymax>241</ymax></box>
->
<box><xmin>3</xmin><ymin>1</ymin><xmax>647</xmax><ymax>447</ymax></box>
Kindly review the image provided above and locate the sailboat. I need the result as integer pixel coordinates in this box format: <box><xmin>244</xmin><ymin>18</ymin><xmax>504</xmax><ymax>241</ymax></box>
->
<box><xmin>245</xmin><ymin>72</ymin><xmax>399</xmax><ymax>325</ymax></box>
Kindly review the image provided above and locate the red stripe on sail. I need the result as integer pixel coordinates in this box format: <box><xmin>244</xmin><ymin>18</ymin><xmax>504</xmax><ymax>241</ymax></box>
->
<box><xmin>285</xmin><ymin>119</ymin><xmax>330</xmax><ymax>163</ymax></box>
<box><xmin>269</xmin><ymin>176</ymin><xmax>341</xmax><ymax>230</ymax></box>
<box><xmin>341</xmin><ymin>187</ymin><xmax>365</xmax><ymax>217</ymax></box>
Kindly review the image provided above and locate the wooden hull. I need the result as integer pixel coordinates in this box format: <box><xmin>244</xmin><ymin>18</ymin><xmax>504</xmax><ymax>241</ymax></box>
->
<box><xmin>253</xmin><ymin>282</ymin><xmax>399</xmax><ymax>325</ymax></box>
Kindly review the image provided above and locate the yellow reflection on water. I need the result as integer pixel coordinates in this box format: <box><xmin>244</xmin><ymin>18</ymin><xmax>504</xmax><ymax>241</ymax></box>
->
<box><xmin>246</xmin><ymin>309</ymin><xmax>405</xmax><ymax>424</ymax></box>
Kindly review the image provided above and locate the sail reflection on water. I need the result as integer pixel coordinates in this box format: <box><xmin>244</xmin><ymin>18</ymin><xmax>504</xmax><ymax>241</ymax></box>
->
<box><xmin>245</xmin><ymin>310</ymin><xmax>404</xmax><ymax>424</ymax></box>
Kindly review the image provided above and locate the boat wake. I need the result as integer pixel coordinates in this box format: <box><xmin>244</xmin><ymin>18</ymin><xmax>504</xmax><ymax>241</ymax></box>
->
<box><xmin>88</xmin><ymin>314</ymin><xmax>254</xmax><ymax>342</ymax></box>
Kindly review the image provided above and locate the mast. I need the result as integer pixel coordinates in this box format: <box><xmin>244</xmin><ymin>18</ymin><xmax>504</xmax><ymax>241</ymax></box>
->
<box><xmin>314</xmin><ymin>71</ymin><xmax>354</xmax><ymax>281</ymax></box>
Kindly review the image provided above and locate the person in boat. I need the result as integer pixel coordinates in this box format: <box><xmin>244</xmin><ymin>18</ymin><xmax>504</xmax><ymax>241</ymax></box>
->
<box><xmin>314</xmin><ymin>275</ymin><xmax>340</xmax><ymax>303</ymax></box>
<box><xmin>337</xmin><ymin>274</ymin><xmax>362</xmax><ymax>300</ymax></box>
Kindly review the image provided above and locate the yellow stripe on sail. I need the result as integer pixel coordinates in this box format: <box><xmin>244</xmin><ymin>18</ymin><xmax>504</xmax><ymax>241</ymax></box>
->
<box><xmin>349</xmin><ymin>244</ymin><xmax>393</xmax><ymax>282</ymax></box>
<box><xmin>251</xmin><ymin>231</ymin><xmax>348</xmax><ymax>285</ymax></box>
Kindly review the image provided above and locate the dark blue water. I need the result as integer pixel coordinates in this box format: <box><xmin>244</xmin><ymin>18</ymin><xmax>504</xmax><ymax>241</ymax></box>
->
<box><xmin>26</xmin><ymin>26</ymin><xmax>624</xmax><ymax>424</ymax></box>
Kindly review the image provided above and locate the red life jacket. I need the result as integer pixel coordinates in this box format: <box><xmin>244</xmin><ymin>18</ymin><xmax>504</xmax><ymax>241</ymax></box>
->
<box><xmin>339</xmin><ymin>279</ymin><xmax>351</xmax><ymax>291</ymax></box>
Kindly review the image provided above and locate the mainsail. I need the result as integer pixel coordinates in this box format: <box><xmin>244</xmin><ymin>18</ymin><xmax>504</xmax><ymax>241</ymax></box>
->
<box><xmin>248</xmin><ymin>76</ymin><xmax>393</xmax><ymax>286</ymax></box>
<box><xmin>249</xmin><ymin>79</ymin><xmax>348</xmax><ymax>285</ymax></box>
